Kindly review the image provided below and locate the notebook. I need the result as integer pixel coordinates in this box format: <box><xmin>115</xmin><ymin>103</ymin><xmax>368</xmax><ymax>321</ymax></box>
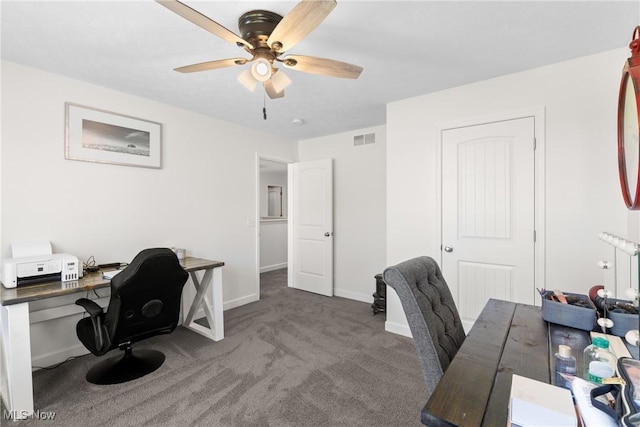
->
<box><xmin>510</xmin><ymin>374</ymin><xmax>576</xmax><ymax>427</ymax></box>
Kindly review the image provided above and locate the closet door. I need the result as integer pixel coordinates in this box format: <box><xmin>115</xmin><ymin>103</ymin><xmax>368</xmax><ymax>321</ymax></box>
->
<box><xmin>441</xmin><ymin>117</ymin><xmax>535</xmax><ymax>325</ymax></box>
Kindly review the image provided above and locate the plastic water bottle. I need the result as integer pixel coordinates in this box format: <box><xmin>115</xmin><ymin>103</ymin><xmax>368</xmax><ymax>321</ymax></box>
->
<box><xmin>583</xmin><ymin>337</ymin><xmax>617</xmax><ymax>384</ymax></box>
<box><xmin>554</xmin><ymin>344</ymin><xmax>577</xmax><ymax>389</ymax></box>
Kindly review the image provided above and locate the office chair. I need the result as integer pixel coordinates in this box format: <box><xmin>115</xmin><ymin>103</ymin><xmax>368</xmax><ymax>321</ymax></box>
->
<box><xmin>75</xmin><ymin>248</ymin><xmax>188</xmax><ymax>385</ymax></box>
<box><xmin>383</xmin><ymin>256</ymin><xmax>466</xmax><ymax>399</ymax></box>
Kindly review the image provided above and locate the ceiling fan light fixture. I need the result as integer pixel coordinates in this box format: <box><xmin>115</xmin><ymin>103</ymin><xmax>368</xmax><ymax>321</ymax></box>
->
<box><xmin>269</xmin><ymin>70</ymin><xmax>292</xmax><ymax>94</ymax></box>
<box><xmin>238</xmin><ymin>69</ymin><xmax>258</xmax><ymax>92</ymax></box>
<box><xmin>264</xmin><ymin>79</ymin><xmax>285</xmax><ymax>99</ymax></box>
<box><xmin>251</xmin><ymin>58</ymin><xmax>272</xmax><ymax>82</ymax></box>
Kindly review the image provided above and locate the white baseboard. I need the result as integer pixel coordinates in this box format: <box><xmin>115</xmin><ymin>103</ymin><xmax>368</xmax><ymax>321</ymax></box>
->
<box><xmin>385</xmin><ymin>320</ymin><xmax>413</xmax><ymax>338</ymax></box>
<box><xmin>260</xmin><ymin>263</ymin><xmax>287</xmax><ymax>273</ymax></box>
<box><xmin>223</xmin><ymin>293</ymin><xmax>259</xmax><ymax>311</ymax></box>
<box><xmin>334</xmin><ymin>288</ymin><xmax>372</xmax><ymax>304</ymax></box>
<box><xmin>32</xmin><ymin>344</ymin><xmax>89</xmax><ymax>370</ymax></box>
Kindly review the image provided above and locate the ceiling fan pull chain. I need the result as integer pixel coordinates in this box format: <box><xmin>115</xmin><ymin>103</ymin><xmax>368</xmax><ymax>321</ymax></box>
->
<box><xmin>263</xmin><ymin>93</ymin><xmax>267</xmax><ymax>120</ymax></box>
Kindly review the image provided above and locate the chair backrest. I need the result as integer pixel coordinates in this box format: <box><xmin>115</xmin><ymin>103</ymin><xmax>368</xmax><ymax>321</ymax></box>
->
<box><xmin>104</xmin><ymin>248</ymin><xmax>189</xmax><ymax>346</ymax></box>
<box><xmin>383</xmin><ymin>256</ymin><xmax>465</xmax><ymax>397</ymax></box>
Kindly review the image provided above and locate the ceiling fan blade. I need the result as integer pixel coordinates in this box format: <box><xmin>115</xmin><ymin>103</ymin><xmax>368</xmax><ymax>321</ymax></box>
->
<box><xmin>156</xmin><ymin>0</ymin><xmax>253</xmax><ymax>49</ymax></box>
<box><xmin>175</xmin><ymin>58</ymin><xmax>248</xmax><ymax>73</ymax></box>
<box><xmin>281</xmin><ymin>55</ymin><xmax>362</xmax><ymax>79</ymax></box>
<box><xmin>264</xmin><ymin>80</ymin><xmax>285</xmax><ymax>99</ymax></box>
<box><xmin>267</xmin><ymin>0</ymin><xmax>336</xmax><ymax>53</ymax></box>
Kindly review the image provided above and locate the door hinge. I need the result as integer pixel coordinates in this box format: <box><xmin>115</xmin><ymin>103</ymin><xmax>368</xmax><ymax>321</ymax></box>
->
<box><xmin>533</xmin><ymin>137</ymin><xmax>537</xmax><ymax>150</ymax></box>
<box><xmin>534</xmin><ymin>230</ymin><xmax>537</xmax><ymax>242</ymax></box>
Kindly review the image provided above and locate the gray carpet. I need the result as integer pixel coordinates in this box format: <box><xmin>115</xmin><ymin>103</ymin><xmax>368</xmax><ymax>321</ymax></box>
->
<box><xmin>7</xmin><ymin>269</ymin><xmax>426</xmax><ymax>426</ymax></box>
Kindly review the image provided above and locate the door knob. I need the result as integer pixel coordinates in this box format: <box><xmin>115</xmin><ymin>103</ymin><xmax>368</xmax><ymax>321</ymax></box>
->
<box><xmin>444</xmin><ymin>246</ymin><xmax>454</xmax><ymax>253</ymax></box>
<box><xmin>324</xmin><ymin>232</ymin><xmax>331</xmax><ymax>237</ymax></box>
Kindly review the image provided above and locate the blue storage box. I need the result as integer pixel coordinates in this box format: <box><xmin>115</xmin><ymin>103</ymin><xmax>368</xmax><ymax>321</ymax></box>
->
<box><xmin>541</xmin><ymin>291</ymin><xmax>597</xmax><ymax>331</ymax></box>
<box><xmin>603</xmin><ymin>298</ymin><xmax>639</xmax><ymax>337</ymax></box>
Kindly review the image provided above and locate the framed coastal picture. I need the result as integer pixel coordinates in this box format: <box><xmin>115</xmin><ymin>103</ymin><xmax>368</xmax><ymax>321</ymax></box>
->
<box><xmin>65</xmin><ymin>103</ymin><xmax>161</xmax><ymax>168</ymax></box>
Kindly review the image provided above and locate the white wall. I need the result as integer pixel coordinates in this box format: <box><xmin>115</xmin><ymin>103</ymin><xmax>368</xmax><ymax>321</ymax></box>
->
<box><xmin>259</xmin><ymin>220</ymin><xmax>287</xmax><ymax>272</ymax></box>
<box><xmin>298</xmin><ymin>125</ymin><xmax>386</xmax><ymax>302</ymax></box>
<box><xmin>386</xmin><ymin>47</ymin><xmax>637</xmax><ymax>336</ymax></box>
<box><xmin>1</xmin><ymin>60</ymin><xmax>297</xmax><ymax>364</ymax></box>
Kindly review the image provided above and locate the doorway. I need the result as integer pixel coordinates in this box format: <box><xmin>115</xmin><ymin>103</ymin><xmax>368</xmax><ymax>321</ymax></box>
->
<box><xmin>256</xmin><ymin>155</ymin><xmax>291</xmax><ymax>299</ymax></box>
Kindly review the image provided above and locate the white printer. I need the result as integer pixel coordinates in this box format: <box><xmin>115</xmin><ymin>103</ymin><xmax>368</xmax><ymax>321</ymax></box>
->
<box><xmin>1</xmin><ymin>241</ymin><xmax>80</xmax><ymax>288</ymax></box>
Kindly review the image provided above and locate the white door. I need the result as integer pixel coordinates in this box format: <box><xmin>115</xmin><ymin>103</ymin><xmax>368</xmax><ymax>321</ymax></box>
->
<box><xmin>441</xmin><ymin>117</ymin><xmax>535</xmax><ymax>326</ymax></box>
<box><xmin>288</xmin><ymin>159</ymin><xmax>333</xmax><ymax>296</ymax></box>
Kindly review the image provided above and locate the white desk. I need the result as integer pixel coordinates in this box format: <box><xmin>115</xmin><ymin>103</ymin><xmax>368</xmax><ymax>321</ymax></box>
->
<box><xmin>0</xmin><ymin>256</ymin><xmax>224</xmax><ymax>420</ymax></box>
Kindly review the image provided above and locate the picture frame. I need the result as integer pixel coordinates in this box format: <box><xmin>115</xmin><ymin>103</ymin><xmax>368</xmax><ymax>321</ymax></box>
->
<box><xmin>65</xmin><ymin>103</ymin><xmax>162</xmax><ymax>168</ymax></box>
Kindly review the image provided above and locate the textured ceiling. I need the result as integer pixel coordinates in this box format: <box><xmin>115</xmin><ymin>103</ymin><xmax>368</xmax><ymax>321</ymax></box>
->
<box><xmin>2</xmin><ymin>1</ymin><xmax>638</xmax><ymax>140</ymax></box>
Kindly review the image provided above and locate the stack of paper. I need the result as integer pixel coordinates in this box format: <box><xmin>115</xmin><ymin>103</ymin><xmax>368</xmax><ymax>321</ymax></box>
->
<box><xmin>102</xmin><ymin>270</ymin><xmax>122</xmax><ymax>280</ymax></box>
<box><xmin>510</xmin><ymin>374</ymin><xmax>577</xmax><ymax>427</ymax></box>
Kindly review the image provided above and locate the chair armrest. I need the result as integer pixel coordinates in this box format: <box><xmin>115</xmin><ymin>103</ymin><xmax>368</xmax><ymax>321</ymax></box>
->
<box><xmin>76</xmin><ymin>298</ymin><xmax>109</xmax><ymax>352</ymax></box>
<box><xmin>75</xmin><ymin>298</ymin><xmax>103</xmax><ymax>317</ymax></box>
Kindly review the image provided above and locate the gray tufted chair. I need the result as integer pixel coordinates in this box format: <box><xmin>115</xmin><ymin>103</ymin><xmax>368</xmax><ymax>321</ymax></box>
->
<box><xmin>383</xmin><ymin>256</ymin><xmax>466</xmax><ymax>399</ymax></box>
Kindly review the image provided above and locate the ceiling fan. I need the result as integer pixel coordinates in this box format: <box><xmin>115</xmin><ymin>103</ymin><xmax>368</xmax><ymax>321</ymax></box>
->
<box><xmin>156</xmin><ymin>0</ymin><xmax>363</xmax><ymax>99</ymax></box>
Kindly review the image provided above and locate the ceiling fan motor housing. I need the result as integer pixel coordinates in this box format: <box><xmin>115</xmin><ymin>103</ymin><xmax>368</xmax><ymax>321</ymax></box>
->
<box><xmin>238</xmin><ymin>10</ymin><xmax>283</xmax><ymax>49</ymax></box>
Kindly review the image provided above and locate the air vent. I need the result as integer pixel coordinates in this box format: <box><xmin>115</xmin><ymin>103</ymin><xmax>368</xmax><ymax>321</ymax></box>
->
<box><xmin>353</xmin><ymin>132</ymin><xmax>376</xmax><ymax>147</ymax></box>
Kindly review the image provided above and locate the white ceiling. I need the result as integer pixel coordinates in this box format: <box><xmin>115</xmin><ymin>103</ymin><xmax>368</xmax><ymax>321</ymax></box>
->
<box><xmin>2</xmin><ymin>1</ymin><xmax>638</xmax><ymax>140</ymax></box>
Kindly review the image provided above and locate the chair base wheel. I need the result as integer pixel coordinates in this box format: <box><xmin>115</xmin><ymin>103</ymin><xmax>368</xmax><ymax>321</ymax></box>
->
<box><xmin>86</xmin><ymin>349</ymin><xmax>165</xmax><ymax>385</ymax></box>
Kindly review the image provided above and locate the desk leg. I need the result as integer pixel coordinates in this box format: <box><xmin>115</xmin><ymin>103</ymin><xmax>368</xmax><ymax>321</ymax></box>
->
<box><xmin>182</xmin><ymin>267</ymin><xmax>224</xmax><ymax>341</ymax></box>
<box><xmin>0</xmin><ymin>303</ymin><xmax>33</xmax><ymax>420</ymax></box>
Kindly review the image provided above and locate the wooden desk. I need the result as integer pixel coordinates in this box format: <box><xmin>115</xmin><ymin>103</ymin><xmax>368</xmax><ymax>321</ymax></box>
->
<box><xmin>0</xmin><ymin>256</ymin><xmax>223</xmax><ymax>420</ymax></box>
<box><xmin>422</xmin><ymin>299</ymin><xmax>564</xmax><ymax>426</ymax></box>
